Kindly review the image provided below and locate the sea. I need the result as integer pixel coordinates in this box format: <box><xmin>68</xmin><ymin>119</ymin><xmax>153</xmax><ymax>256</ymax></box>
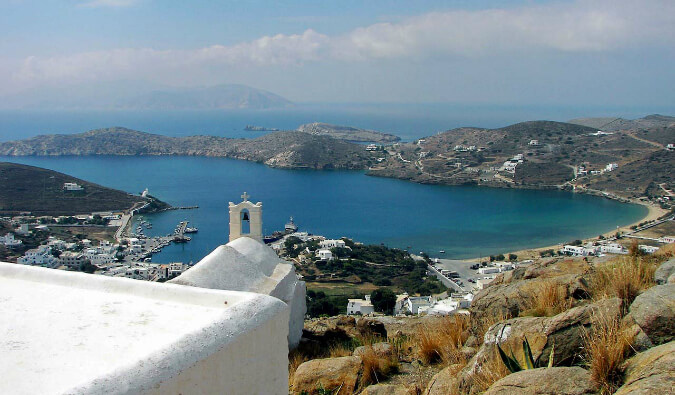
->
<box><xmin>0</xmin><ymin>104</ymin><xmax>651</xmax><ymax>261</ymax></box>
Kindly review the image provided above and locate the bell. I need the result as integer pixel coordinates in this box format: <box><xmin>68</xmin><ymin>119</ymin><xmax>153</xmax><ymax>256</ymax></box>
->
<box><xmin>242</xmin><ymin>212</ymin><xmax>249</xmax><ymax>221</ymax></box>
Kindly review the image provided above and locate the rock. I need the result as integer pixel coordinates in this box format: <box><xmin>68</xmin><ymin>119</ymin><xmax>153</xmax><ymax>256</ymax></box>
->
<box><xmin>461</xmin><ymin>346</ymin><xmax>477</xmax><ymax>360</ymax></box>
<box><xmin>623</xmin><ymin>324</ymin><xmax>654</xmax><ymax>352</ymax></box>
<box><xmin>470</xmin><ymin>261</ymin><xmax>591</xmax><ymax>326</ymax></box>
<box><xmin>464</xmin><ymin>335</ymin><xmax>478</xmax><ymax>348</ymax></box>
<box><xmin>459</xmin><ymin>298</ymin><xmax>622</xmax><ymax>392</ymax></box>
<box><xmin>357</xmin><ymin>318</ymin><xmax>388</xmax><ymax>338</ymax></box>
<box><xmin>669</xmin><ymin>273</ymin><xmax>675</xmax><ymax>284</ymax></box>
<box><xmin>353</xmin><ymin>342</ymin><xmax>394</xmax><ymax>359</ymax></box>
<box><xmin>292</xmin><ymin>356</ymin><xmax>363</xmax><ymax>395</ymax></box>
<box><xmin>303</xmin><ymin>315</ymin><xmax>358</xmax><ymax>343</ymax></box>
<box><xmin>424</xmin><ymin>364</ymin><xmax>462</xmax><ymax>395</ymax></box>
<box><xmin>484</xmin><ymin>367</ymin><xmax>598</xmax><ymax>395</ymax></box>
<box><xmin>359</xmin><ymin>384</ymin><xmax>409</xmax><ymax>395</ymax></box>
<box><xmin>615</xmin><ymin>341</ymin><xmax>675</xmax><ymax>394</ymax></box>
<box><xmin>654</xmin><ymin>259</ymin><xmax>675</xmax><ymax>284</ymax></box>
<box><xmin>627</xmin><ymin>284</ymin><xmax>675</xmax><ymax>345</ymax></box>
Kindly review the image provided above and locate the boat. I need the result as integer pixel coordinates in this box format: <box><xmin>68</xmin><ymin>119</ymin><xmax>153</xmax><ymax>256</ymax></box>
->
<box><xmin>439</xmin><ymin>250</ymin><xmax>446</xmax><ymax>254</ymax></box>
<box><xmin>285</xmin><ymin>217</ymin><xmax>298</xmax><ymax>232</ymax></box>
<box><xmin>263</xmin><ymin>216</ymin><xmax>299</xmax><ymax>244</ymax></box>
<box><xmin>184</xmin><ymin>227</ymin><xmax>198</xmax><ymax>233</ymax></box>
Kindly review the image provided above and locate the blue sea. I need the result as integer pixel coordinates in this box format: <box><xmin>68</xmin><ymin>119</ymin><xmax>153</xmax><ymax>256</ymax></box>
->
<box><xmin>0</xmin><ymin>104</ymin><xmax>651</xmax><ymax>261</ymax></box>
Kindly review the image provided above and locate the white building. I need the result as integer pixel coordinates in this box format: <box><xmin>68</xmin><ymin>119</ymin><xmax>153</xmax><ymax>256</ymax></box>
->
<box><xmin>562</xmin><ymin>245</ymin><xmax>598</xmax><ymax>256</ymax></box>
<box><xmin>639</xmin><ymin>245</ymin><xmax>660</xmax><ymax>254</ymax></box>
<box><xmin>347</xmin><ymin>295</ymin><xmax>375</xmax><ymax>315</ymax></box>
<box><xmin>316</xmin><ymin>249</ymin><xmax>333</xmax><ymax>261</ymax></box>
<box><xmin>605</xmin><ymin>163</ymin><xmax>618</xmax><ymax>172</ymax></box>
<box><xmin>63</xmin><ymin>182</ymin><xmax>84</xmax><ymax>191</ymax></box>
<box><xmin>394</xmin><ymin>293</ymin><xmax>434</xmax><ymax>315</ymax></box>
<box><xmin>18</xmin><ymin>246</ymin><xmax>58</xmax><ymax>266</ymax></box>
<box><xmin>665</xmin><ymin>143</ymin><xmax>674</xmax><ymax>151</ymax></box>
<box><xmin>426</xmin><ymin>294</ymin><xmax>473</xmax><ymax>316</ymax></box>
<box><xmin>84</xmin><ymin>249</ymin><xmax>115</xmax><ymax>265</ymax></box>
<box><xmin>599</xmin><ymin>243</ymin><xmax>628</xmax><ymax>255</ymax></box>
<box><xmin>319</xmin><ymin>239</ymin><xmax>346</xmax><ymax>249</ymax></box>
<box><xmin>658</xmin><ymin>236</ymin><xmax>675</xmax><ymax>244</ymax></box>
<box><xmin>528</xmin><ymin>139</ymin><xmax>540</xmax><ymax>146</ymax></box>
<box><xmin>478</xmin><ymin>266</ymin><xmax>500</xmax><ymax>275</ymax></box>
<box><xmin>59</xmin><ymin>252</ymin><xmax>89</xmax><ymax>269</ymax></box>
<box><xmin>476</xmin><ymin>277</ymin><xmax>496</xmax><ymax>290</ymax></box>
<box><xmin>0</xmin><ymin>233</ymin><xmax>22</xmax><ymax>248</ymax></box>
<box><xmin>15</xmin><ymin>224</ymin><xmax>30</xmax><ymax>236</ymax></box>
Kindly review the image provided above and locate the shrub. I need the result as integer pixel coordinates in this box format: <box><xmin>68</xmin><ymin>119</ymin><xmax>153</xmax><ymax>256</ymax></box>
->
<box><xmin>520</xmin><ymin>280</ymin><xmax>573</xmax><ymax>317</ymax></box>
<box><xmin>590</xmin><ymin>256</ymin><xmax>658</xmax><ymax>310</ymax></box>
<box><xmin>359</xmin><ymin>346</ymin><xmax>399</xmax><ymax>387</ymax></box>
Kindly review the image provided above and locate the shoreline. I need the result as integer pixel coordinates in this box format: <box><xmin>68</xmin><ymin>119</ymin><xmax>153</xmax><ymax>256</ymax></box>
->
<box><xmin>461</xmin><ymin>199</ymin><xmax>669</xmax><ymax>262</ymax></box>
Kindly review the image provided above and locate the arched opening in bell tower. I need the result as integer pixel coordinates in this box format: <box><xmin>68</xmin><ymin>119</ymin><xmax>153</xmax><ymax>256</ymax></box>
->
<box><xmin>240</xmin><ymin>209</ymin><xmax>251</xmax><ymax>235</ymax></box>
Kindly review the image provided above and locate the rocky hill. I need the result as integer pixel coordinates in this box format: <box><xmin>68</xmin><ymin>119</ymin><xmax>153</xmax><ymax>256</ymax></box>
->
<box><xmin>0</xmin><ymin>162</ymin><xmax>154</xmax><ymax>215</ymax></box>
<box><xmin>367</xmin><ymin>119</ymin><xmax>674</xmax><ymax>200</ymax></box>
<box><xmin>297</xmin><ymin>122</ymin><xmax>401</xmax><ymax>143</ymax></box>
<box><xmin>569</xmin><ymin>114</ymin><xmax>675</xmax><ymax>131</ymax></box>
<box><xmin>0</xmin><ymin>127</ymin><xmax>376</xmax><ymax>170</ymax></box>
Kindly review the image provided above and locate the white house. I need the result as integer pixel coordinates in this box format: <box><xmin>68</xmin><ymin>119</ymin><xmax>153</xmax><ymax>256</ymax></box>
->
<box><xmin>600</xmin><ymin>243</ymin><xmax>628</xmax><ymax>255</ymax></box>
<box><xmin>319</xmin><ymin>239</ymin><xmax>346</xmax><ymax>249</ymax></box>
<box><xmin>347</xmin><ymin>295</ymin><xmax>375</xmax><ymax>315</ymax></box>
<box><xmin>316</xmin><ymin>249</ymin><xmax>333</xmax><ymax>261</ymax></box>
<box><xmin>658</xmin><ymin>236</ymin><xmax>675</xmax><ymax>244</ymax></box>
<box><xmin>528</xmin><ymin>139</ymin><xmax>540</xmax><ymax>146</ymax></box>
<box><xmin>562</xmin><ymin>245</ymin><xmax>597</xmax><ymax>256</ymax></box>
<box><xmin>18</xmin><ymin>246</ymin><xmax>58</xmax><ymax>266</ymax></box>
<box><xmin>426</xmin><ymin>294</ymin><xmax>472</xmax><ymax>315</ymax></box>
<box><xmin>59</xmin><ymin>252</ymin><xmax>89</xmax><ymax>269</ymax></box>
<box><xmin>666</xmin><ymin>143</ymin><xmax>674</xmax><ymax>151</ymax></box>
<box><xmin>15</xmin><ymin>224</ymin><xmax>30</xmax><ymax>236</ymax></box>
<box><xmin>605</xmin><ymin>163</ymin><xmax>618</xmax><ymax>172</ymax></box>
<box><xmin>84</xmin><ymin>249</ymin><xmax>115</xmax><ymax>265</ymax></box>
<box><xmin>639</xmin><ymin>245</ymin><xmax>660</xmax><ymax>254</ymax></box>
<box><xmin>394</xmin><ymin>293</ymin><xmax>435</xmax><ymax>315</ymax></box>
<box><xmin>63</xmin><ymin>182</ymin><xmax>84</xmax><ymax>191</ymax></box>
<box><xmin>0</xmin><ymin>233</ymin><xmax>22</xmax><ymax>248</ymax></box>
<box><xmin>478</xmin><ymin>266</ymin><xmax>500</xmax><ymax>275</ymax></box>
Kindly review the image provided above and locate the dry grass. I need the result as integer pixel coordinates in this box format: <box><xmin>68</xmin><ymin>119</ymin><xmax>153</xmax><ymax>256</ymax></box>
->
<box><xmin>590</xmin><ymin>256</ymin><xmax>658</xmax><ymax>309</ymax></box>
<box><xmin>582</xmin><ymin>313</ymin><xmax>635</xmax><ymax>395</ymax></box>
<box><xmin>520</xmin><ymin>280</ymin><xmax>574</xmax><ymax>317</ymax></box>
<box><xmin>288</xmin><ymin>349</ymin><xmax>309</xmax><ymax>388</ymax></box>
<box><xmin>359</xmin><ymin>346</ymin><xmax>400</xmax><ymax>387</ymax></box>
<box><xmin>417</xmin><ymin>315</ymin><xmax>470</xmax><ymax>365</ymax></box>
<box><xmin>328</xmin><ymin>342</ymin><xmax>354</xmax><ymax>358</ymax></box>
<box><xmin>467</xmin><ymin>352</ymin><xmax>511</xmax><ymax>394</ymax></box>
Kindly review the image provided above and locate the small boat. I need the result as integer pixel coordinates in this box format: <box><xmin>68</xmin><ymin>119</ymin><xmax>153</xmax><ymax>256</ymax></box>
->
<box><xmin>439</xmin><ymin>250</ymin><xmax>446</xmax><ymax>254</ymax></box>
<box><xmin>184</xmin><ymin>227</ymin><xmax>198</xmax><ymax>233</ymax></box>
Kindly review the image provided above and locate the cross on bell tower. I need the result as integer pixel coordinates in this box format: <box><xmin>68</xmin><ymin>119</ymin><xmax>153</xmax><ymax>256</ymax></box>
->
<box><xmin>228</xmin><ymin>192</ymin><xmax>263</xmax><ymax>242</ymax></box>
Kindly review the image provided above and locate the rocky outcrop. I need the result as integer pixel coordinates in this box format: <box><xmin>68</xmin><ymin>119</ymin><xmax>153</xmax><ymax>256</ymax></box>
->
<box><xmin>625</xmin><ymin>284</ymin><xmax>675</xmax><ymax>345</ymax></box>
<box><xmin>297</xmin><ymin>122</ymin><xmax>400</xmax><ymax>143</ymax></box>
<box><xmin>654</xmin><ymin>259</ymin><xmax>675</xmax><ymax>285</ymax></box>
<box><xmin>484</xmin><ymin>367</ymin><xmax>598</xmax><ymax>395</ymax></box>
<box><xmin>359</xmin><ymin>384</ymin><xmax>409</xmax><ymax>395</ymax></box>
<box><xmin>353</xmin><ymin>343</ymin><xmax>393</xmax><ymax>359</ymax></box>
<box><xmin>293</xmin><ymin>356</ymin><xmax>363</xmax><ymax>395</ymax></box>
<box><xmin>357</xmin><ymin>319</ymin><xmax>388</xmax><ymax>338</ymax></box>
<box><xmin>470</xmin><ymin>259</ymin><xmax>592</xmax><ymax>325</ymax></box>
<box><xmin>303</xmin><ymin>315</ymin><xmax>359</xmax><ymax>343</ymax></box>
<box><xmin>614</xmin><ymin>341</ymin><xmax>675</xmax><ymax>394</ymax></box>
<box><xmin>459</xmin><ymin>298</ymin><xmax>622</xmax><ymax>391</ymax></box>
<box><xmin>424</xmin><ymin>364</ymin><xmax>462</xmax><ymax>395</ymax></box>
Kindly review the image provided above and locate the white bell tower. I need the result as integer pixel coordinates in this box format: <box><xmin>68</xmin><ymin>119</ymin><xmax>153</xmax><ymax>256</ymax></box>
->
<box><xmin>229</xmin><ymin>192</ymin><xmax>263</xmax><ymax>242</ymax></box>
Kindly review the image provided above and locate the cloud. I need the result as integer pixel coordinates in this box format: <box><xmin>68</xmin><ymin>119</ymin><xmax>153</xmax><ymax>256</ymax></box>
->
<box><xmin>8</xmin><ymin>0</ymin><xmax>675</xmax><ymax>89</ymax></box>
<box><xmin>80</xmin><ymin>0</ymin><xmax>139</xmax><ymax>8</ymax></box>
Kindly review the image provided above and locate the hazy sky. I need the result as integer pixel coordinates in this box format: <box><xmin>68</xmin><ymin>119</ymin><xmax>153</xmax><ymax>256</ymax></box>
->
<box><xmin>1</xmin><ymin>0</ymin><xmax>674</xmax><ymax>106</ymax></box>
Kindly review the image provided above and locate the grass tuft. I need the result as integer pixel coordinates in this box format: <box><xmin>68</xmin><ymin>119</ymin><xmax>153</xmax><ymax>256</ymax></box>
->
<box><xmin>520</xmin><ymin>280</ymin><xmax>573</xmax><ymax>317</ymax></box>
<box><xmin>590</xmin><ymin>256</ymin><xmax>658</xmax><ymax>310</ymax></box>
<box><xmin>417</xmin><ymin>315</ymin><xmax>469</xmax><ymax>365</ymax></box>
<box><xmin>582</xmin><ymin>313</ymin><xmax>635</xmax><ymax>395</ymax></box>
<box><xmin>359</xmin><ymin>346</ymin><xmax>400</xmax><ymax>387</ymax></box>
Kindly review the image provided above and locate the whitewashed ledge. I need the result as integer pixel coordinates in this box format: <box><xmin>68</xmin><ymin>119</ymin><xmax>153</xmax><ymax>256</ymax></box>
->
<box><xmin>0</xmin><ymin>262</ymin><xmax>289</xmax><ymax>395</ymax></box>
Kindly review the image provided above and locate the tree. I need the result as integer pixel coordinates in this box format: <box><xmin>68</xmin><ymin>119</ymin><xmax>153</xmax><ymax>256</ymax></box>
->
<box><xmin>508</xmin><ymin>253</ymin><xmax>518</xmax><ymax>262</ymax></box>
<box><xmin>370</xmin><ymin>288</ymin><xmax>396</xmax><ymax>315</ymax></box>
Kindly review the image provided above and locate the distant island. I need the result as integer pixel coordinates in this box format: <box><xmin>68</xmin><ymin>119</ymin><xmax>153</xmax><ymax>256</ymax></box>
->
<box><xmin>297</xmin><ymin>122</ymin><xmax>401</xmax><ymax>143</ymax></box>
<box><xmin>1</xmin><ymin>84</ymin><xmax>293</xmax><ymax>111</ymax></box>
<box><xmin>1</xmin><ymin>114</ymin><xmax>672</xmax><ymax>205</ymax></box>
<box><xmin>0</xmin><ymin>162</ymin><xmax>169</xmax><ymax>216</ymax></box>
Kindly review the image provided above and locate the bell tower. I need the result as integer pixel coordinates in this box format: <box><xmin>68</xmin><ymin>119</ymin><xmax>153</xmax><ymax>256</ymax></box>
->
<box><xmin>229</xmin><ymin>192</ymin><xmax>263</xmax><ymax>242</ymax></box>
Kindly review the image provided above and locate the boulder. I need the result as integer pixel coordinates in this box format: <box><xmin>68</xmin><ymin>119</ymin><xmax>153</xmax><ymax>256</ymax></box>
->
<box><xmin>654</xmin><ymin>258</ymin><xmax>675</xmax><ymax>285</ymax></box>
<box><xmin>626</xmin><ymin>284</ymin><xmax>675</xmax><ymax>345</ymax></box>
<box><xmin>357</xmin><ymin>318</ymin><xmax>388</xmax><ymax>338</ymax></box>
<box><xmin>484</xmin><ymin>367</ymin><xmax>598</xmax><ymax>395</ymax></box>
<box><xmin>292</xmin><ymin>356</ymin><xmax>363</xmax><ymax>395</ymax></box>
<box><xmin>303</xmin><ymin>315</ymin><xmax>358</xmax><ymax>343</ymax></box>
<box><xmin>360</xmin><ymin>384</ymin><xmax>410</xmax><ymax>395</ymax></box>
<box><xmin>458</xmin><ymin>298</ymin><xmax>621</xmax><ymax>392</ymax></box>
<box><xmin>424</xmin><ymin>364</ymin><xmax>462</xmax><ymax>395</ymax></box>
<box><xmin>470</xmin><ymin>263</ymin><xmax>591</xmax><ymax>326</ymax></box>
<box><xmin>614</xmin><ymin>341</ymin><xmax>675</xmax><ymax>395</ymax></box>
<box><xmin>353</xmin><ymin>342</ymin><xmax>394</xmax><ymax>359</ymax></box>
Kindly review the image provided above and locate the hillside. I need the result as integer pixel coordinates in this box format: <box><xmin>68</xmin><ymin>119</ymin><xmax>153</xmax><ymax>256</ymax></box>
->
<box><xmin>297</xmin><ymin>122</ymin><xmax>401</xmax><ymax>143</ymax></box>
<box><xmin>0</xmin><ymin>162</ymin><xmax>152</xmax><ymax>215</ymax></box>
<box><xmin>367</xmin><ymin>120</ymin><xmax>674</xmax><ymax>199</ymax></box>
<box><xmin>0</xmin><ymin>127</ymin><xmax>376</xmax><ymax>170</ymax></box>
<box><xmin>569</xmin><ymin>114</ymin><xmax>675</xmax><ymax>131</ymax></box>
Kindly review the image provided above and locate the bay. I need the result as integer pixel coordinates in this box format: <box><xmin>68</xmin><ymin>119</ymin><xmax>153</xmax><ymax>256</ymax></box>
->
<box><xmin>0</xmin><ymin>155</ymin><xmax>646</xmax><ymax>262</ymax></box>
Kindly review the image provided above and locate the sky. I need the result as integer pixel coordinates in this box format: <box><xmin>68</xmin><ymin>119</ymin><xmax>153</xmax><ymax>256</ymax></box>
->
<box><xmin>1</xmin><ymin>0</ymin><xmax>674</xmax><ymax>106</ymax></box>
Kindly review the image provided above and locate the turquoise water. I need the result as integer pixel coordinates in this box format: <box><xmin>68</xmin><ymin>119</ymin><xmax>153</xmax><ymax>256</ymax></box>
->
<box><xmin>0</xmin><ymin>155</ymin><xmax>647</xmax><ymax>262</ymax></box>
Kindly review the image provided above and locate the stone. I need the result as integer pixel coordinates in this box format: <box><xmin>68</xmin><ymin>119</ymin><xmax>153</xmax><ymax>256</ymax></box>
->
<box><xmin>615</xmin><ymin>341</ymin><xmax>675</xmax><ymax>395</ymax></box>
<box><xmin>303</xmin><ymin>315</ymin><xmax>358</xmax><ymax>343</ymax></box>
<box><xmin>360</xmin><ymin>383</ymin><xmax>410</xmax><ymax>395</ymax></box>
<box><xmin>354</xmin><ymin>342</ymin><xmax>394</xmax><ymax>359</ymax></box>
<box><xmin>627</xmin><ymin>284</ymin><xmax>675</xmax><ymax>345</ymax></box>
<box><xmin>654</xmin><ymin>258</ymin><xmax>675</xmax><ymax>284</ymax></box>
<box><xmin>424</xmin><ymin>364</ymin><xmax>462</xmax><ymax>395</ymax></box>
<box><xmin>484</xmin><ymin>367</ymin><xmax>598</xmax><ymax>395</ymax></box>
<box><xmin>292</xmin><ymin>356</ymin><xmax>363</xmax><ymax>395</ymax></box>
<box><xmin>357</xmin><ymin>318</ymin><xmax>388</xmax><ymax>338</ymax></box>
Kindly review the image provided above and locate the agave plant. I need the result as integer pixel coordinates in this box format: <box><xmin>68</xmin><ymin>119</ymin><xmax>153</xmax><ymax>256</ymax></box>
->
<box><xmin>497</xmin><ymin>337</ymin><xmax>555</xmax><ymax>373</ymax></box>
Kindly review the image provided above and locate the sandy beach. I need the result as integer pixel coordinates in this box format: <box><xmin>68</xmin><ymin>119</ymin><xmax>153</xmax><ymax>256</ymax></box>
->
<box><xmin>462</xmin><ymin>199</ymin><xmax>670</xmax><ymax>262</ymax></box>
